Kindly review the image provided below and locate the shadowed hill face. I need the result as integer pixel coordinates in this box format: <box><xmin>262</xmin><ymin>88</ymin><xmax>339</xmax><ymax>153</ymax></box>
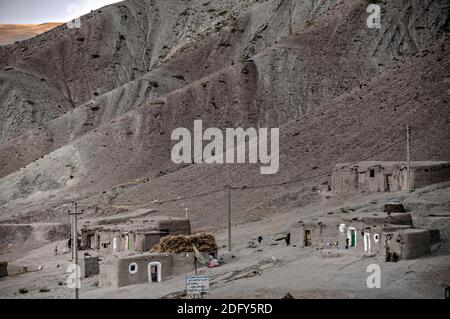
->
<box><xmin>0</xmin><ymin>0</ymin><xmax>449</xmax><ymax>229</ymax></box>
<box><xmin>0</xmin><ymin>23</ymin><xmax>63</xmax><ymax>46</ymax></box>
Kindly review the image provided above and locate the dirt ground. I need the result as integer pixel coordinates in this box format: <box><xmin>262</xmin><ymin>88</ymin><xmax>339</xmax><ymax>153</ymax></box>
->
<box><xmin>1</xmin><ymin>182</ymin><xmax>449</xmax><ymax>299</ymax></box>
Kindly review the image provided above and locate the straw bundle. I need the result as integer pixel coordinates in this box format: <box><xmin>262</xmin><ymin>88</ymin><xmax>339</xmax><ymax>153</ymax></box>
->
<box><xmin>151</xmin><ymin>232</ymin><xmax>217</xmax><ymax>253</ymax></box>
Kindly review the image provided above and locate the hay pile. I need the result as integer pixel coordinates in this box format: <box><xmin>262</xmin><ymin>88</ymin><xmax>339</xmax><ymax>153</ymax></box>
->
<box><xmin>151</xmin><ymin>233</ymin><xmax>218</xmax><ymax>254</ymax></box>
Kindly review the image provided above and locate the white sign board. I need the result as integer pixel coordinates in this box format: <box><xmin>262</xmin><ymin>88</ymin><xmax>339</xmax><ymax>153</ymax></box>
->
<box><xmin>186</xmin><ymin>275</ymin><xmax>209</xmax><ymax>295</ymax></box>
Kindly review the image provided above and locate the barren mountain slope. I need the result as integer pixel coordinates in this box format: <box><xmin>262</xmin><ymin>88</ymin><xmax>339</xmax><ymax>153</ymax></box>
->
<box><xmin>0</xmin><ymin>0</ymin><xmax>339</xmax><ymax>175</ymax></box>
<box><xmin>1</xmin><ymin>0</ymin><xmax>311</xmax><ymax>144</ymax></box>
<box><xmin>0</xmin><ymin>0</ymin><xmax>449</xmax><ymax>230</ymax></box>
<box><xmin>0</xmin><ymin>0</ymin><xmax>447</xmax><ymax>178</ymax></box>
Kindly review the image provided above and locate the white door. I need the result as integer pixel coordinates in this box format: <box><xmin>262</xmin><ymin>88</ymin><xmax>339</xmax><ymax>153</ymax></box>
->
<box><xmin>364</xmin><ymin>233</ymin><xmax>371</xmax><ymax>253</ymax></box>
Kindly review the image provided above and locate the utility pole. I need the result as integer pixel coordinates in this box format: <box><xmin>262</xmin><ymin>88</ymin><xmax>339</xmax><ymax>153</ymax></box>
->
<box><xmin>69</xmin><ymin>202</ymin><xmax>83</xmax><ymax>300</ymax></box>
<box><xmin>227</xmin><ymin>165</ymin><xmax>231</xmax><ymax>252</ymax></box>
<box><xmin>406</xmin><ymin>125</ymin><xmax>411</xmax><ymax>192</ymax></box>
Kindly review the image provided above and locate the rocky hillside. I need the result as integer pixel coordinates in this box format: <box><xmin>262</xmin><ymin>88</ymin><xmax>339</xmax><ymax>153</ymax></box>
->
<box><xmin>0</xmin><ymin>0</ymin><xmax>449</xmax><ymax>229</ymax></box>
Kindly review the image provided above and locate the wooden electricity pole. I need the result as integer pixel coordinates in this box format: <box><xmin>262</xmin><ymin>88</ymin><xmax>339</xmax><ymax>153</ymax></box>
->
<box><xmin>69</xmin><ymin>202</ymin><xmax>83</xmax><ymax>300</ymax></box>
<box><xmin>227</xmin><ymin>165</ymin><xmax>231</xmax><ymax>252</ymax></box>
<box><xmin>406</xmin><ymin>125</ymin><xmax>411</xmax><ymax>192</ymax></box>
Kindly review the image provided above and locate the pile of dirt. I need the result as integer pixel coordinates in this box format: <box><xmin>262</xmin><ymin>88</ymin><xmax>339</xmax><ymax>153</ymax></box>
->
<box><xmin>151</xmin><ymin>233</ymin><xmax>218</xmax><ymax>254</ymax></box>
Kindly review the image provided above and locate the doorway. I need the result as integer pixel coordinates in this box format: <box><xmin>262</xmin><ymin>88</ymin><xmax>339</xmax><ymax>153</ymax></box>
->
<box><xmin>125</xmin><ymin>235</ymin><xmax>132</xmax><ymax>251</ymax></box>
<box><xmin>125</xmin><ymin>235</ymin><xmax>129</xmax><ymax>251</ymax></box>
<box><xmin>384</xmin><ymin>174</ymin><xmax>393</xmax><ymax>192</ymax></box>
<box><xmin>348</xmin><ymin>228</ymin><xmax>356</xmax><ymax>247</ymax></box>
<box><xmin>363</xmin><ymin>233</ymin><xmax>371</xmax><ymax>253</ymax></box>
<box><xmin>304</xmin><ymin>230</ymin><xmax>312</xmax><ymax>247</ymax></box>
<box><xmin>148</xmin><ymin>262</ymin><xmax>162</xmax><ymax>283</ymax></box>
<box><xmin>113</xmin><ymin>237</ymin><xmax>117</xmax><ymax>252</ymax></box>
<box><xmin>86</xmin><ymin>235</ymin><xmax>94</xmax><ymax>249</ymax></box>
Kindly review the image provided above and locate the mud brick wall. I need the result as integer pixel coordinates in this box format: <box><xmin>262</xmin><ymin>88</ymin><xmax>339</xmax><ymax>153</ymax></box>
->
<box><xmin>157</xmin><ymin>219</ymin><xmax>191</xmax><ymax>235</ymax></box>
<box><xmin>81</xmin><ymin>257</ymin><xmax>100</xmax><ymax>278</ymax></box>
<box><xmin>99</xmin><ymin>254</ymin><xmax>172</xmax><ymax>288</ymax></box>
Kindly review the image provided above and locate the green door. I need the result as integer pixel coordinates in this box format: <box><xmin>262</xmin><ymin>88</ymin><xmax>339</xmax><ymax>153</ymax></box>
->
<box><xmin>351</xmin><ymin>229</ymin><xmax>356</xmax><ymax>247</ymax></box>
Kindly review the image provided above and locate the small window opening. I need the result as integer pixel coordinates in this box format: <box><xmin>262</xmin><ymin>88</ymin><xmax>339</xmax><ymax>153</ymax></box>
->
<box><xmin>129</xmin><ymin>263</ymin><xmax>138</xmax><ymax>274</ymax></box>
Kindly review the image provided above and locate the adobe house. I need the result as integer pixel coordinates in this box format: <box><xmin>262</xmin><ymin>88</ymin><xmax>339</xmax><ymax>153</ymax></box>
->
<box><xmin>331</xmin><ymin>161</ymin><xmax>450</xmax><ymax>193</ymax></box>
<box><xmin>99</xmin><ymin>252</ymin><xmax>196</xmax><ymax>288</ymax></box>
<box><xmin>294</xmin><ymin>211</ymin><xmax>436</xmax><ymax>261</ymax></box>
<box><xmin>80</xmin><ymin>213</ymin><xmax>191</xmax><ymax>255</ymax></box>
<box><xmin>383</xmin><ymin>228</ymin><xmax>431</xmax><ymax>261</ymax></box>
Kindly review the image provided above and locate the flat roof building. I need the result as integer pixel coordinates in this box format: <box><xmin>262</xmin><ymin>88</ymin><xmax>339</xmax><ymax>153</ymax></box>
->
<box><xmin>331</xmin><ymin>161</ymin><xmax>450</xmax><ymax>193</ymax></box>
<box><xmin>99</xmin><ymin>252</ymin><xmax>196</xmax><ymax>288</ymax></box>
<box><xmin>80</xmin><ymin>210</ymin><xmax>191</xmax><ymax>255</ymax></box>
<box><xmin>293</xmin><ymin>210</ymin><xmax>437</xmax><ymax>262</ymax></box>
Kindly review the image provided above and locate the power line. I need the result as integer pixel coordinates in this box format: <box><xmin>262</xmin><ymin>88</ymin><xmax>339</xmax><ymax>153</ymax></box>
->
<box><xmin>76</xmin><ymin>135</ymin><xmax>409</xmax><ymax>206</ymax></box>
<box><xmin>3</xmin><ymin>134</ymin><xmax>414</xmax><ymax>210</ymax></box>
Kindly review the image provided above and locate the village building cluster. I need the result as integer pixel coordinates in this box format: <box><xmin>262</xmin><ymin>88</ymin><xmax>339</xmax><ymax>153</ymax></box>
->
<box><xmin>293</xmin><ymin>207</ymin><xmax>438</xmax><ymax>261</ymax></box>
<box><xmin>75</xmin><ymin>209</ymin><xmax>219</xmax><ymax>288</ymax></box>
<box><xmin>289</xmin><ymin>161</ymin><xmax>450</xmax><ymax>262</ymax></box>
<box><xmin>76</xmin><ymin>209</ymin><xmax>201</xmax><ymax>287</ymax></box>
<box><xmin>80</xmin><ymin>214</ymin><xmax>191</xmax><ymax>255</ymax></box>
<box><xmin>2</xmin><ymin>161</ymin><xmax>448</xmax><ymax>291</ymax></box>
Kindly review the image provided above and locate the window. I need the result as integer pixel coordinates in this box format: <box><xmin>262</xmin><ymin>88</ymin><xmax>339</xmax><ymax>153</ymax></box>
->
<box><xmin>374</xmin><ymin>234</ymin><xmax>380</xmax><ymax>243</ymax></box>
<box><xmin>369</xmin><ymin>169</ymin><xmax>375</xmax><ymax>178</ymax></box>
<box><xmin>129</xmin><ymin>263</ymin><xmax>138</xmax><ymax>274</ymax></box>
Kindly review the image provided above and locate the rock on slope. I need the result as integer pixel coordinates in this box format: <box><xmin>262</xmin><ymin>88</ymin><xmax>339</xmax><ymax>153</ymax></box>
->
<box><xmin>0</xmin><ymin>0</ymin><xmax>449</xmax><ymax>229</ymax></box>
